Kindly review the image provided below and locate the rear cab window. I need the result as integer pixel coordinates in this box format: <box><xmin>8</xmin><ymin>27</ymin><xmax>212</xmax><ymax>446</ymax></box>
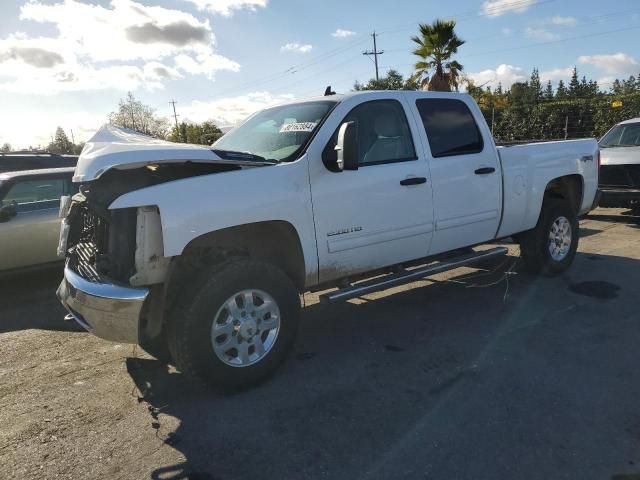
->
<box><xmin>415</xmin><ymin>98</ymin><xmax>484</xmax><ymax>158</ymax></box>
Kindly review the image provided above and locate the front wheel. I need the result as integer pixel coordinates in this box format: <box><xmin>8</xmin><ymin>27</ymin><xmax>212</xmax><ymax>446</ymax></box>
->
<box><xmin>519</xmin><ymin>198</ymin><xmax>579</xmax><ymax>276</ymax></box>
<box><xmin>168</xmin><ymin>259</ymin><xmax>300</xmax><ymax>390</ymax></box>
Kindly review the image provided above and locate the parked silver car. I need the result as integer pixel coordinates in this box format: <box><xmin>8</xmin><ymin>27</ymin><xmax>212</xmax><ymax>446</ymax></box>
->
<box><xmin>599</xmin><ymin>118</ymin><xmax>640</xmax><ymax>211</ymax></box>
<box><xmin>0</xmin><ymin>167</ymin><xmax>76</xmax><ymax>273</ymax></box>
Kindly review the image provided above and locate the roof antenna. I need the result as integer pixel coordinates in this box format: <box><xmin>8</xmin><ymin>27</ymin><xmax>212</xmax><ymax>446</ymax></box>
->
<box><xmin>324</xmin><ymin>86</ymin><xmax>336</xmax><ymax>96</ymax></box>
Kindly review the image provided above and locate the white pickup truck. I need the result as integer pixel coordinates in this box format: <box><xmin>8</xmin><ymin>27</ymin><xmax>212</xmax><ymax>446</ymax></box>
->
<box><xmin>57</xmin><ymin>91</ymin><xmax>599</xmax><ymax>389</ymax></box>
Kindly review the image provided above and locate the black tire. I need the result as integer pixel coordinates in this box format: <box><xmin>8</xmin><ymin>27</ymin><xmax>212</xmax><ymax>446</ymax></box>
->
<box><xmin>519</xmin><ymin>197</ymin><xmax>579</xmax><ymax>276</ymax></box>
<box><xmin>167</xmin><ymin>259</ymin><xmax>300</xmax><ymax>390</ymax></box>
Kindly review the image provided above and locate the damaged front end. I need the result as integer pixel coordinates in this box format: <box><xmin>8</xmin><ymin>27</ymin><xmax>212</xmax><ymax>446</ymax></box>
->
<box><xmin>57</xmin><ymin>161</ymin><xmax>242</xmax><ymax>343</ymax></box>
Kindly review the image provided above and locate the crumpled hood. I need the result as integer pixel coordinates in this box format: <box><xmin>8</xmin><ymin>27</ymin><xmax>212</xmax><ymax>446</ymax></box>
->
<box><xmin>74</xmin><ymin>124</ymin><xmax>225</xmax><ymax>182</ymax></box>
<box><xmin>600</xmin><ymin>145</ymin><xmax>640</xmax><ymax>166</ymax></box>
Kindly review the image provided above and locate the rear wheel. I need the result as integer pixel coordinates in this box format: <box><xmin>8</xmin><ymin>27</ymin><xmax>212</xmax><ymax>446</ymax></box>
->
<box><xmin>168</xmin><ymin>259</ymin><xmax>300</xmax><ymax>390</ymax></box>
<box><xmin>519</xmin><ymin>198</ymin><xmax>579</xmax><ymax>276</ymax></box>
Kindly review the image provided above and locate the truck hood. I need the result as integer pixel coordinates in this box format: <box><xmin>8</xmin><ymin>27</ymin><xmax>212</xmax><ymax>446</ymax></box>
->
<box><xmin>74</xmin><ymin>124</ymin><xmax>260</xmax><ymax>182</ymax></box>
<box><xmin>600</xmin><ymin>145</ymin><xmax>640</xmax><ymax>166</ymax></box>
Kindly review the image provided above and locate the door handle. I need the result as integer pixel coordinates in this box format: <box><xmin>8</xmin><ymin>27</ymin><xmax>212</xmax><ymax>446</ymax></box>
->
<box><xmin>400</xmin><ymin>177</ymin><xmax>427</xmax><ymax>186</ymax></box>
<box><xmin>475</xmin><ymin>167</ymin><xmax>496</xmax><ymax>175</ymax></box>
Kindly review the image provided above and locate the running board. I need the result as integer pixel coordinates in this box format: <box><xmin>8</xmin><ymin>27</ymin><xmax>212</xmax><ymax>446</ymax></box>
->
<box><xmin>319</xmin><ymin>247</ymin><xmax>509</xmax><ymax>304</ymax></box>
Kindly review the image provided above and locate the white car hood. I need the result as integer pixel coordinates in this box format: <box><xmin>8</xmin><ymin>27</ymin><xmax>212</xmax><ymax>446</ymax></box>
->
<box><xmin>600</xmin><ymin>145</ymin><xmax>640</xmax><ymax>166</ymax></box>
<box><xmin>74</xmin><ymin>124</ymin><xmax>226</xmax><ymax>182</ymax></box>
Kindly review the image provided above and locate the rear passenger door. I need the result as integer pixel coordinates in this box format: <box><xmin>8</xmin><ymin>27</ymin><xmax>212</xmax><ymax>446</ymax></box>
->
<box><xmin>413</xmin><ymin>97</ymin><xmax>502</xmax><ymax>254</ymax></box>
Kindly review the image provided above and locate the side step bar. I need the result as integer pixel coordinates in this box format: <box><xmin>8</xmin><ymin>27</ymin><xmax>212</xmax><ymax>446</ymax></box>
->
<box><xmin>320</xmin><ymin>247</ymin><xmax>508</xmax><ymax>304</ymax></box>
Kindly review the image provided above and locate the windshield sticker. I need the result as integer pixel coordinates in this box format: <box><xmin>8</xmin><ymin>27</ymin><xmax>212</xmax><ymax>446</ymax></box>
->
<box><xmin>279</xmin><ymin>122</ymin><xmax>317</xmax><ymax>133</ymax></box>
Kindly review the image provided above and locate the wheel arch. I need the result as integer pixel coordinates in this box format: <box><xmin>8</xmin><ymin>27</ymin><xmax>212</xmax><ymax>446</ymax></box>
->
<box><xmin>173</xmin><ymin>220</ymin><xmax>306</xmax><ymax>292</ymax></box>
<box><xmin>543</xmin><ymin>174</ymin><xmax>584</xmax><ymax>214</ymax></box>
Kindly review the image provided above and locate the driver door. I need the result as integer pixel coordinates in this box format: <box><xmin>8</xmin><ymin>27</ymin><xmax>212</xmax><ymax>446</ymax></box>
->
<box><xmin>308</xmin><ymin>95</ymin><xmax>434</xmax><ymax>284</ymax></box>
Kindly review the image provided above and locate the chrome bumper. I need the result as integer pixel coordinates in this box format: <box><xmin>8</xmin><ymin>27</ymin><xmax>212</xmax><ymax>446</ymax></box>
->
<box><xmin>57</xmin><ymin>265</ymin><xmax>149</xmax><ymax>343</ymax></box>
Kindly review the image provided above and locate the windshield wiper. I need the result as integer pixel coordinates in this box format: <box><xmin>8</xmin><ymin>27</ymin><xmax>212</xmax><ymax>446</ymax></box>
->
<box><xmin>211</xmin><ymin>149</ymin><xmax>277</xmax><ymax>164</ymax></box>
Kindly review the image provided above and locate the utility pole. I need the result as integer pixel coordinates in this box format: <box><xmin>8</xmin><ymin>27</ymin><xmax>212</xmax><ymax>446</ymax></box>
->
<box><xmin>363</xmin><ymin>31</ymin><xmax>384</xmax><ymax>81</ymax></box>
<box><xmin>70</xmin><ymin>129</ymin><xmax>75</xmax><ymax>145</ymax></box>
<box><xmin>169</xmin><ymin>99</ymin><xmax>180</xmax><ymax>140</ymax></box>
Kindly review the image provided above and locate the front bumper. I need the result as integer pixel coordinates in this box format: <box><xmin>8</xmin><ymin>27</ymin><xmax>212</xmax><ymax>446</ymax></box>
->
<box><xmin>57</xmin><ymin>264</ymin><xmax>149</xmax><ymax>343</ymax></box>
<box><xmin>598</xmin><ymin>187</ymin><xmax>640</xmax><ymax>208</ymax></box>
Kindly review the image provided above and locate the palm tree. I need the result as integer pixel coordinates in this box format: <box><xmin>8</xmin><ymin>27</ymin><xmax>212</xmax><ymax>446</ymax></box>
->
<box><xmin>411</xmin><ymin>19</ymin><xmax>465</xmax><ymax>92</ymax></box>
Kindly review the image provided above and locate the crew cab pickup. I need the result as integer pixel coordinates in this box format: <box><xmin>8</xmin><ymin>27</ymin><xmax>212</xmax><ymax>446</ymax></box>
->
<box><xmin>57</xmin><ymin>91</ymin><xmax>599</xmax><ymax>389</ymax></box>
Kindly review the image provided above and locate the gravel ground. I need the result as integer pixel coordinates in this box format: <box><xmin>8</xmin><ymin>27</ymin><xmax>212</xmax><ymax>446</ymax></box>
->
<box><xmin>1</xmin><ymin>208</ymin><xmax>639</xmax><ymax>480</ymax></box>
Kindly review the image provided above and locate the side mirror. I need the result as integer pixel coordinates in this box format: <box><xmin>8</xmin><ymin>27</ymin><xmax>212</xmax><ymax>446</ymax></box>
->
<box><xmin>0</xmin><ymin>203</ymin><xmax>17</xmax><ymax>223</ymax></box>
<box><xmin>335</xmin><ymin>121</ymin><xmax>359</xmax><ymax>171</ymax></box>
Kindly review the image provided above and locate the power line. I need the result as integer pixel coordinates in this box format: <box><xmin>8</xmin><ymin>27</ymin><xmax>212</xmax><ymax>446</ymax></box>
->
<box><xmin>363</xmin><ymin>31</ymin><xmax>384</xmax><ymax>81</ymax></box>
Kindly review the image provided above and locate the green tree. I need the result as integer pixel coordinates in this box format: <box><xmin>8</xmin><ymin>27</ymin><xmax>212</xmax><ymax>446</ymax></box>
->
<box><xmin>354</xmin><ymin>69</ymin><xmax>418</xmax><ymax>91</ymax></box>
<box><xmin>47</xmin><ymin>127</ymin><xmax>74</xmax><ymax>154</ymax></box>
<box><xmin>568</xmin><ymin>67</ymin><xmax>581</xmax><ymax>98</ymax></box>
<box><xmin>556</xmin><ymin>80</ymin><xmax>568</xmax><ymax>99</ymax></box>
<box><xmin>0</xmin><ymin>142</ymin><xmax>11</xmax><ymax>153</ymax></box>
<box><xmin>543</xmin><ymin>80</ymin><xmax>554</xmax><ymax>101</ymax></box>
<box><xmin>108</xmin><ymin>92</ymin><xmax>169</xmax><ymax>138</ymax></box>
<box><xmin>530</xmin><ymin>68</ymin><xmax>542</xmax><ymax>103</ymax></box>
<box><xmin>411</xmin><ymin>19</ymin><xmax>465</xmax><ymax>91</ymax></box>
<box><xmin>167</xmin><ymin>121</ymin><xmax>224</xmax><ymax>145</ymax></box>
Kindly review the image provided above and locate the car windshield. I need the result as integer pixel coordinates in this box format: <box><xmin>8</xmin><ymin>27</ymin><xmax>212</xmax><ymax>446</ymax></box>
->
<box><xmin>599</xmin><ymin>122</ymin><xmax>640</xmax><ymax>147</ymax></box>
<box><xmin>212</xmin><ymin>100</ymin><xmax>337</xmax><ymax>162</ymax></box>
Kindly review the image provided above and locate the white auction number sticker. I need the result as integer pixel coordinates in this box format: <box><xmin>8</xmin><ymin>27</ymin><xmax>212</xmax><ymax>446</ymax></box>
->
<box><xmin>279</xmin><ymin>122</ymin><xmax>317</xmax><ymax>133</ymax></box>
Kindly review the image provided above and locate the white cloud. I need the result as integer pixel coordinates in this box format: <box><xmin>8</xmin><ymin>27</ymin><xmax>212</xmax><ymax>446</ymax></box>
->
<box><xmin>468</xmin><ymin>64</ymin><xmax>527</xmax><ymax>89</ymax></box>
<box><xmin>539</xmin><ymin>67</ymin><xmax>574</xmax><ymax>82</ymax></box>
<box><xmin>501</xmin><ymin>27</ymin><xmax>512</xmax><ymax>36</ymax></box>
<box><xmin>181</xmin><ymin>0</ymin><xmax>267</xmax><ymax>16</ymax></box>
<box><xmin>525</xmin><ymin>26</ymin><xmax>560</xmax><ymax>42</ymax></box>
<box><xmin>331</xmin><ymin>29</ymin><xmax>356</xmax><ymax>38</ymax></box>
<box><xmin>180</xmin><ymin>91</ymin><xmax>295</xmax><ymax>126</ymax></box>
<box><xmin>578</xmin><ymin>53</ymin><xmax>638</xmax><ymax>74</ymax></box>
<box><xmin>549</xmin><ymin>15</ymin><xmax>577</xmax><ymax>26</ymax></box>
<box><xmin>280</xmin><ymin>42</ymin><xmax>312</xmax><ymax>53</ymax></box>
<box><xmin>482</xmin><ymin>0</ymin><xmax>536</xmax><ymax>17</ymax></box>
<box><xmin>596</xmin><ymin>76</ymin><xmax>618</xmax><ymax>88</ymax></box>
<box><xmin>0</xmin><ymin>0</ymin><xmax>240</xmax><ymax>93</ymax></box>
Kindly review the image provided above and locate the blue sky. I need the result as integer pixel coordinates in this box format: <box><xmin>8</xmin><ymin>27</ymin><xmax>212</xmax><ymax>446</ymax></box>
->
<box><xmin>0</xmin><ymin>0</ymin><xmax>638</xmax><ymax>147</ymax></box>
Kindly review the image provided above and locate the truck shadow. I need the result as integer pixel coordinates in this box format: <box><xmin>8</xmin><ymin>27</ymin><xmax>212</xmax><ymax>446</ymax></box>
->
<box><xmin>588</xmin><ymin>208</ymin><xmax>640</xmax><ymax>228</ymax></box>
<box><xmin>0</xmin><ymin>266</ymin><xmax>84</xmax><ymax>334</ymax></box>
<box><xmin>125</xmin><ymin>250</ymin><xmax>640</xmax><ymax>480</ymax></box>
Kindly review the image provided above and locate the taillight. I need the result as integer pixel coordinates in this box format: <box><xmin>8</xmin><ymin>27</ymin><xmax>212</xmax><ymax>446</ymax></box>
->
<box><xmin>596</xmin><ymin>149</ymin><xmax>601</xmax><ymax>184</ymax></box>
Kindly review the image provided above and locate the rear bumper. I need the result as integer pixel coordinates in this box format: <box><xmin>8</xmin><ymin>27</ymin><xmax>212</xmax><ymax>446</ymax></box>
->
<box><xmin>56</xmin><ymin>264</ymin><xmax>149</xmax><ymax>343</ymax></box>
<box><xmin>598</xmin><ymin>187</ymin><xmax>640</xmax><ymax>208</ymax></box>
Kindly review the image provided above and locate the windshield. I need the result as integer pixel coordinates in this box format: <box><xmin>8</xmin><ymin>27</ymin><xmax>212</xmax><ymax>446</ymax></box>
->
<box><xmin>600</xmin><ymin>122</ymin><xmax>640</xmax><ymax>147</ymax></box>
<box><xmin>212</xmin><ymin>100</ymin><xmax>337</xmax><ymax>162</ymax></box>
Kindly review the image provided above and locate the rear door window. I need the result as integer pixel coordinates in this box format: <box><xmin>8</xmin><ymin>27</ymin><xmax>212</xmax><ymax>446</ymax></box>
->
<box><xmin>416</xmin><ymin>99</ymin><xmax>484</xmax><ymax>158</ymax></box>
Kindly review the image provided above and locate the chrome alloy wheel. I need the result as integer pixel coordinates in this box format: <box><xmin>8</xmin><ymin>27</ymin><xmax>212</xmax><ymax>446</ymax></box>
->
<box><xmin>548</xmin><ymin>216</ymin><xmax>572</xmax><ymax>261</ymax></box>
<box><xmin>210</xmin><ymin>289</ymin><xmax>281</xmax><ymax>367</ymax></box>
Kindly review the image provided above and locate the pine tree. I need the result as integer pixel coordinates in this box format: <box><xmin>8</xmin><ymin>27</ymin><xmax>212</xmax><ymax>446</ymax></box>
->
<box><xmin>556</xmin><ymin>80</ymin><xmax>568</xmax><ymax>99</ymax></box>
<box><xmin>49</xmin><ymin>127</ymin><xmax>74</xmax><ymax>154</ymax></box>
<box><xmin>568</xmin><ymin>67</ymin><xmax>581</xmax><ymax>97</ymax></box>
<box><xmin>544</xmin><ymin>80</ymin><xmax>554</xmax><ymax>101</ymax></box>
<box><xmin>530</xmin><ymin>68</ymin><xmax>542</xmax><ymax>102</ymax></box>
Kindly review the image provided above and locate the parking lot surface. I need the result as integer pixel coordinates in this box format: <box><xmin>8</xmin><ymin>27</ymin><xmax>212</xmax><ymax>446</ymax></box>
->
<box><xmin>1</xmin><ymin>208</ymin><xmax>639</xmax><ymax>480</ymax></box>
